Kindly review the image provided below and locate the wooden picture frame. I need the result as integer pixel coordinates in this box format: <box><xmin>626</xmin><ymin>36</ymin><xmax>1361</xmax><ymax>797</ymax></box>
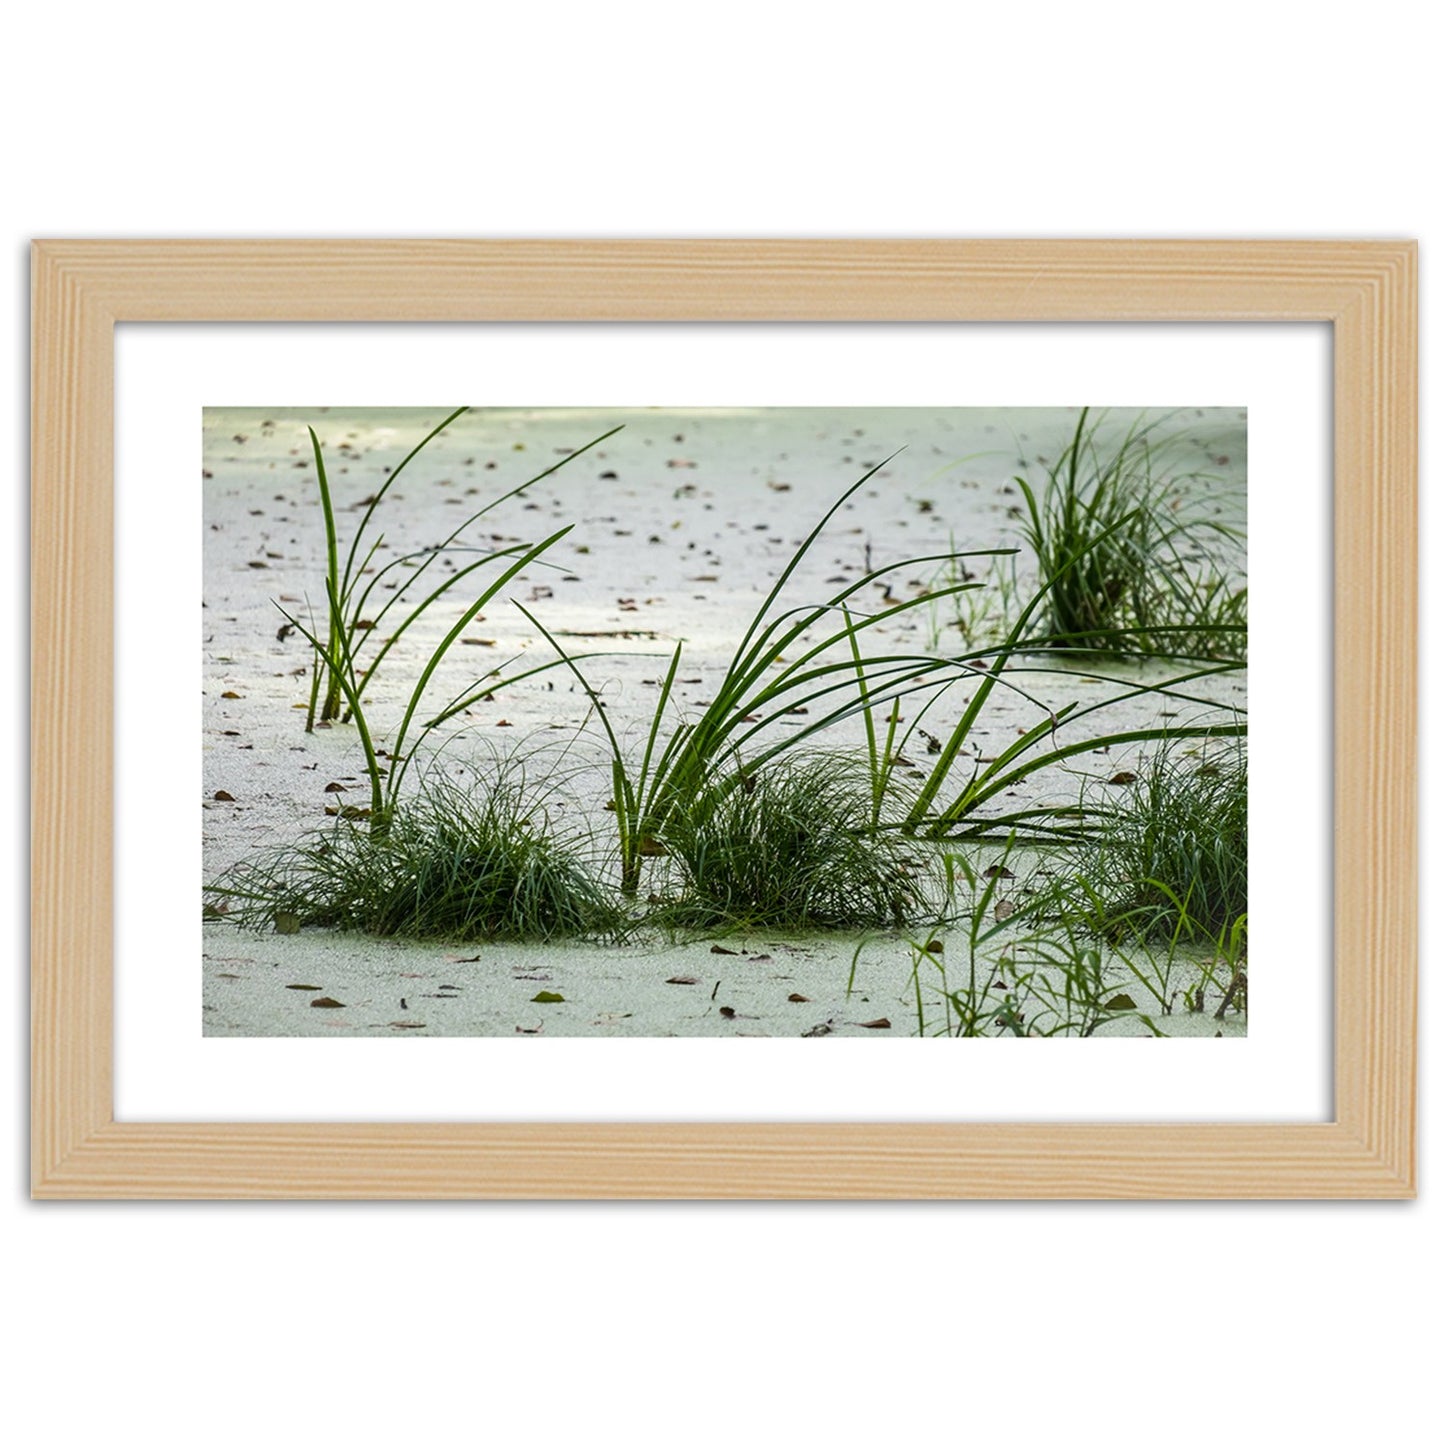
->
<box><xmin>31</xmin><ymin>239</ymin><xmax>1417</xmax><ymax>1199</ymax></box>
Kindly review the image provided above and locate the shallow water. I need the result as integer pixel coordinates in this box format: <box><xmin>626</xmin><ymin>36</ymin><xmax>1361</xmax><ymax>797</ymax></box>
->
<box><xmin>202</xmin><ymin>405</ymin><xmax>1246</xmax><ymax>1038</ymax></box>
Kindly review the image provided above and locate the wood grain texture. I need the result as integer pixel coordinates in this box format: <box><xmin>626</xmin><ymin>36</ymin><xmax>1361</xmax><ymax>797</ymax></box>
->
<box><xmin>30</xmin><ymin>239</ymin><xmax>1417</xmax><ymax>1199</ymax></box>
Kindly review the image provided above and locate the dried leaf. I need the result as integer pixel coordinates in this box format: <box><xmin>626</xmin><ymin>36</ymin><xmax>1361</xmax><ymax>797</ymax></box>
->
<box><xmin>1103</xmin><ymin>993</ymin><xmax>1138</xmax><ymax>1012</ymax></box>
<box><xmin>924</xmin><ymin>939</ymin><xmax>944</xmax><ymax>954</ymax></box>
<box><xmin>787</xmin><ymin>993</ymin><xmax>810</xmax><ymax>1003</ymax></box>
<box><xmin>213</xmin><ymin>790</ymin><xmax>235</xmax><ymax>802</ymax></box>
<box><xmin>719</xmin><ymin>1006</ymin><xmax>736</xmax><ymax>1019</ymax></box>
<box><xmin>983</xmin><ymin>864</ymin><xmax>1015</xmax><ymax>879</ymax></box>
<box><xmin>530</xmin><ymin>991</ymin><xmax>565</xmax><ymax>1004</ymax></box>
<box><xmin>310</xmin><ymin>996</ymin><xmax>345</xmax><ymax>1008</ymax></box>
<box><xmin>285</xmin><ymin>984</ymin><xmax>322</xmax><ymax>991</ymax></box>
<box><xmin>1107</xmin><ymin>771</ymin><xmax>1138</xmax><ymax>786</ymax></box>
<box><xmin>858</xmin><ymin>1017</ymin><xmax>892</xmax><ymax>1029</ymax></box>
<box><xmin>323</xmin><ymin>781</ymin><xmax>347</xmax><ymax>793</ymax></box>
<box><xmin>709</xmin><ymin>944</ymin><xmax>739</xmax><ymax>955</ymax></box>
<box><xmin>665</xmin><ymin>975</ymin><xmax>699</xmax><ymax>986</ymax></box>
<box><xmin>220</xmin><ymin>691</ymin><xmax>243</xmax><ymax>699</ymax></box>
<box><xmin>993</xmin><ymin>899</ymin><xmax>1017</xmax><ymax>922</ymax></box>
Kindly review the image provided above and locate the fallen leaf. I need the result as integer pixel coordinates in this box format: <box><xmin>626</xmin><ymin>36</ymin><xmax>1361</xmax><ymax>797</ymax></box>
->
<box><xmin>709</xmin><ymin>944</ymin><xmax>739</xmax><ymax>955</ymax></box>
<box><xmin>285</xmin><ymin>984</ymin><xmax>322</xmax><ymax>991</ymax></box>
<box><xmin>858</xmin><ymin>1017</ymin><xmax>892</xmax><ymax>1029</ymax></box>
<box><xmin>993</xmin><ymin>899</ymin><xmax>1017</xmax><ymax>921</ymax></box>
<box><xmin>530</xmin><ymin>991</ymin><xmax>565</xmax><ymax>1004</ymax></box>
<box><xmin>1103</xmin><ymin>993</ymin><xmax>1138</xmax><ymax>1011</ymax></box>
<box><xmin>220</xmin><ymin>691</ymin><xmax>243</xmax><ymax>699</ymax></box>
<box><xmin>719</xmin><ymin>1006</ymin><xmax>737</xmax><ymax>1019</ymax></box>
<box><xmin>310</xmin><ymin>996</ymin><xmax>345</xmax><ymax>1008</ymax></box>
<box><xmin>1107</xmin><ymin>771</ymin><xmax>1138</xmax><ymax>786</ymax></box>
<box><xmin>515</xmin><ymin>1024</ymin><xmax>543</xmax><ymax>1034</ymax></box>
<box><xmin>213</xmin><ymin>789</ymin><xmax>235</xmax><ymax>802</ymax></box>
<box><xmin>983</xmin><ymin>864</ymin><xmax>1015</xmax><ymax>879</ymax></box>
<box><xmin>323</xmin><ymin>781</ymin><xmax>347</xmax><ymax>793</ymax></box>
<box><xmin>787</xmin><ymin>993</ymin><xmax>810</xmax><ymax>1003</ymax></box>
<box><xmin>924</xmin><ymin>939</ymin><xmax>944</xmax><ymax>954</ymax></box>
<box><xmin>665</xmin><ymin>975</ymin><xmax>699</xmax><ymax>986</ymax></box>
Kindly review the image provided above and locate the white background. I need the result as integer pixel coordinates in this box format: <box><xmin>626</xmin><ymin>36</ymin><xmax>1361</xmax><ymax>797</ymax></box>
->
<box><xmin>4</xmin><ymin>6</ymin><xmax>1435</xmax><ymax>1444</ymax></box>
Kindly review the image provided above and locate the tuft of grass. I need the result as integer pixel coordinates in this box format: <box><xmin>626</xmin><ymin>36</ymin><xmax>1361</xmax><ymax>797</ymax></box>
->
<box><xmin>283</xmin><ymin>410</ymin><xmax>621</xmax><ymax>835</ymax></box>
<box><xmin>521</xmin><ymin>454</ymin><xmax>1010</xmax><ymax>893</ymax></box>
<box><xmin>1015</xmin><ymin>408</ymin><xmax>1246</xmax><ymax>660</ymax></box>
<box><xmin>1047</xmin><ymin>739</ymin><xmax>1247</xmax><ymax>944</ymax></box>
<box><xmin>205</xmin><ymin>765</ymin><xmax>621</xmax><ymax>942</ymax></box>
<box><xmin>651</xmin><ymin>755</ymin><xmax>933</xmax><ymax>932</ymax></box>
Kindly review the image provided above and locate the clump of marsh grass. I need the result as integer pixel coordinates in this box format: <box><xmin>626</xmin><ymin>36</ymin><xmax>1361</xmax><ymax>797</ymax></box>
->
<box><xmin>299</xmin><ymin>407</ymin><xmax>620</xmax><ymax>732</ymax></box>
<box><xmin>522</xmin><ymin>454</ymin><xmax>1012</xmax><ymax>894</ymax></box>
<box><xmin>286</xmin><ymin>408</ymin><xmax>620</xmax><ymax>836</ymax></box>
<box><xmin>204</xmin><ymin>764</ymin><xmax>621</xmax><ymax>942</ymax></box>
<box><xmin>1046</xmin><ymin>738</ymin><xmax>1247</xmax><ymax>944</ymax></box>
<box><xmin>1015</xmin><ymin>408</ymin><xmax>1246</xmax><ymax>660</ymax></box>
<box><xmin>651</xmin><ymin>755</ymin><xmax>934</xmax><ymax>932</ymax></box>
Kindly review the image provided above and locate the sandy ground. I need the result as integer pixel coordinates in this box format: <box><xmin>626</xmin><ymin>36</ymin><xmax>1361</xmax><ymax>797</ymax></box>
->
<box><xmin>202</xmin><ymin>406</ymin><xmax>1246</xmax><ymax>1037</ymax></box>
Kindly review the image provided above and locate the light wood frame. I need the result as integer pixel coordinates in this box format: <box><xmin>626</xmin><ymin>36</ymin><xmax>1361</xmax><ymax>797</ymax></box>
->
<box><xmin>31</xmin><ymin>240</ymin><xmax>1417</xmax><ymax>1199</ymax></box>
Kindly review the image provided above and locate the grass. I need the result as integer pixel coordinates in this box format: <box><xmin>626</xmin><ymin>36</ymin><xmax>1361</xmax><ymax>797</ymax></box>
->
<box><xmin>282</xmin><ymin>409</ymin><xmax>620</xmax><ymax>835</ymax></box>
<box><xmin>204</xmin><ymin>762</ymin><xmax>621</xmax><ymax>942</ymax></box>
<box><xmin>650</xmin><ymin>754</ymin><xmax>933</xmax><ymax>931</ymax></box>
<box><xmin>522</xmin><ymin>454</ymin><xmax>1010</xmax><ymax>893</ymax></box>
<box><xmin>1014</xmin><ymin>408</ymin><xmax>1246</xmax><ymax>660</ymax></box>
<box><xmin>525</xmin><ymin>448</ymin><xmax>1243</xmax><ymax>889</ymax></box>
<box><xmin>887</xmin><ymin>850</ymin><xmax>1157</xmax><ymax>1036</ymax></box>
<box><xmin>1048</xmin><ymin>738</ymin><xmax>1248</xmax><ymax>944</ymax></box>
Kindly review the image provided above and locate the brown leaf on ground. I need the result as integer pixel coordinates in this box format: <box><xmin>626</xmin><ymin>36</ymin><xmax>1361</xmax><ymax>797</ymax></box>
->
<box><xmin>1107</xmin><ymin>771</ymin><xmax>1137</xmax><ymax>785</ymax></box>
<box><xmin>709</xmin><ymin>944</ymin><xmax>739</xmax><ymax>955</ymax></box>
<box><xmin>665</xmin><ymin>975</ymin><xmax>699</xmax><ymax>986</ymax></box>
<box><xmin>213</xmin><ymin>790</ymin><xmax>235</xmax><ymax>802</ymax></box>
<box><xmin>310</xmin><ymin>997</ymin><xmax>345</xmax><ymax>1008</ymax></box>
<box><xmin>858</xmin><ymin>1018</ymin><xmax>892</xmax><ymax>1029</ymax></box>
<box><xmin>787</xmin><ymin>993</ymin><xmax>810</xmax><ymax>1003</ymax></box>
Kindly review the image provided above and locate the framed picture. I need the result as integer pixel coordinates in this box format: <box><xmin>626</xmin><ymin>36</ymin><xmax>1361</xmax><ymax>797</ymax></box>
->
<box><xmin>31</xmin><ymin>240</ymin><xmax>1416</xmax><ymax>1198</ymax></box>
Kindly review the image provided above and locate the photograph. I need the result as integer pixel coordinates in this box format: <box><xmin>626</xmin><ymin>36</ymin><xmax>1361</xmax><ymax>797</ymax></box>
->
<box><xmin>202</xmin><ymin>404</ymin><xmax>1248</xmax><ymax>1039</ymax></box>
